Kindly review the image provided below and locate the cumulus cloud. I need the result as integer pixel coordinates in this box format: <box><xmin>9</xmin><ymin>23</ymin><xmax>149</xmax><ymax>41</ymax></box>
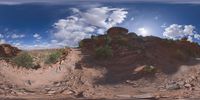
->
<box><xmin>194</xmin><ymin>34</ymin><xmax>200</xmax><ymax>39</ymax></box>
<box><xmin>161</xmin><ymin>23</ymin><xmax>167</xmax><ymax>28</ymax></box>
<box><xmin>12</xmin><ymin>42</ymin><xmax>21</xmax><ymax>47</ymax></box>
<box><xmin>163</xmin><ymin>24</ymin><xmax>196</xmax><ymax>39</ymax></box>
<box><xmin>130</xmin><ymin>17</ymin><xmax>134</xmax><ymax>21</ymax></box>
<box><xmin>11</xmin><ymin>34</ymin><xmax>25</xmax><ymax>39</ymax></box>
<box><xmin>53</xmin><ymin>7</ymin><xmax>128</xmax><ymax>47</ymax></box>
<box><xmin>33</xmin><ymin>33</ymin><xmax>42</xmax><ymax>40</ymax></box>
<box><xmin>187</xmin><ymin>36</ymin><xmax>193</xmax><ymax>42</ymax></box>
<box><xmin>163</xmin><ymin>24</ymin><xmax>200</xmax><ymax>42</ymax></box>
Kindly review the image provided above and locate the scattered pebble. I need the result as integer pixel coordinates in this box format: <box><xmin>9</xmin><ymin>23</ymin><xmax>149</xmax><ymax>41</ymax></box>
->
<box><xmin>47</xmin><ymin>90</ymin><xmax>56</xmax><ymax>94</ymax></box>
<box><xmin>61</xmin><ymin>90</ymin><xmax>74</xmax><ymax>95</ymax></box>
<box><xmin>184</xmin><ymin>84</ymin><xmax>192</xmax><ymax>88</ymax></box>
<box><xmin>166</xmin><ymin>82</ymin><xmax>180</xmax><ymax>90</ymax></box>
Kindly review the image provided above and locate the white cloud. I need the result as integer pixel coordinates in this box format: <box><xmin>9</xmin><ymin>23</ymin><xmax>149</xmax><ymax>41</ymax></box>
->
<box><xmin>183</xmin><ymin>25</ymin><xmax>195</xmax><ymax>35</ymax></box>
<box><xmin>163</xmin><ymin>24</ymin><xmax>196</xmax><ymax>39</ymax></box>
<box><xmin>0</xmin><ymin>34</ymin><xmax>3</xmax><ymax>38</ymax></box>
<box><xmin>17</xmin><ymin>42</ymin><xmax>65</xmax><ymax>50</ymax></box>
<box><xmin>163</xmin><ymin>24</ymin><xmax>200</xmax><ymax>42</ymax></box>
<box><xmin>53</xmin><ymin>7</ymin><xmax>128</xmax><ymax>47</ymax></box>
<box><xmin>194</xmin><ymin>34</ymin><xmax>200</xmax><ymax>39</ymax></box>
<box><xmin>11</xmin><ymin>34</ymin><xmax>25</xmax><ymax>39</ymax></box>
<box><xmin>51</xmin><ymin>40</ymin><xmax>58</xmax><ymax>44</ymax></box>
<box><xmin>97</xmin><ymin>29</ymin><xmax>105</xmax><ymax>34</ymax></box>
<box><xmin>13</xmin><ymin>42</ymin><xmax>21</xmax><ymax>47</ymax></box>
<box><xmin>79</xmin><ymin>7</ymin><xmax>128</xmax><ymax>28</ymax></box>
<box><xmin>161</xmin><ymin>23</ymin><xmax>167</xmax><ymax>28</ymax></box>
<box><xmin>33</xmin><ymin>33</ymin><xmax>42</xmax><ymax>40</ymax></box>
<box><xmin>130</xmin><ymin>17</ymin><xmax>134</xmax><ymax>21</ymax></box>
<box><xmin>187</xmin><ymin>36</ymin><xmax>193</xmax><ymax>42</ymax></box>
<box><xmin>0</xmin><ymin>39</ymin><xmax>6</xmax><ymax>44</ymax></box>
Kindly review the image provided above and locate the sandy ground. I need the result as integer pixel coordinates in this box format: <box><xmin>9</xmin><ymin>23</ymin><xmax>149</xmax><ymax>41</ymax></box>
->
<box><xmin>0</xmin><ymin>49</ymin><xmax>200</xmax><ymax>99</ymax></box>
<box><xmin>0</xmin><ymin>49</ymin><xmax>80</xmax><ymax>89</ymax></box>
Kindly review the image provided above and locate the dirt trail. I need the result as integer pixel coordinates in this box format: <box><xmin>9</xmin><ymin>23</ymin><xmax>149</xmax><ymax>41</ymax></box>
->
<box><xmin>0</xmin><ymin>48</ymin><xmax>106</xmax><ymax>99</ymax></box>
<box><xmin>0</xmin><ymin>48</ymin><xmax>200</xmax><ymax>99</ymax></box>
<box><xmin>0</xmin><ymin>48</ymin><xmax>82</xmax><ymax>90</ymax></box>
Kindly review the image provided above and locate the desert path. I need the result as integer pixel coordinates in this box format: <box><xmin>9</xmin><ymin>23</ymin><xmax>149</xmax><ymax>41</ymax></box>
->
<box><xmin>0</xmin><ymin>48</ymin><xmax>82</xmax><ymax>89</ymax></box>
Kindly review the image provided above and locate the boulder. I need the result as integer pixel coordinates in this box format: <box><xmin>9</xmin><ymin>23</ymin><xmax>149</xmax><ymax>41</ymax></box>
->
<box><xmin>0</xmin><ymin>44</ymin><xmax>21</xmax><ymax>57</ymax></box>
<box><xmin>107</xmin><ymin>27</ymin><xmax>128</xmax><ymax>37</ymax></box>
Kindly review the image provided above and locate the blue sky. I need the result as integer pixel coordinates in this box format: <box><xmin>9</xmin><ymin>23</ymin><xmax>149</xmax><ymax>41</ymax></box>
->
<box><xmin>0</xmin><ymin>0</ymin><xmax>200</xmax><ymax>49</ymax></box>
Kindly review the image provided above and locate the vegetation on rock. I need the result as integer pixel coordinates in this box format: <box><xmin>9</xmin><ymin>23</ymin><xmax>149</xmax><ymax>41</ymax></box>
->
<box><xmin>79</xmin><ymin>27</ymin><xmax>200</xmax><ymax>62</ymax></box>
<box><xmin>95</xmin><ymin>45</ymin><xmax>113</xmax><ymax>59</ymax></box>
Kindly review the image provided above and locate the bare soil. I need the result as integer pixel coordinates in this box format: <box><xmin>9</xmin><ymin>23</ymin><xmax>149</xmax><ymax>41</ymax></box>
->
<box><xmin>0</xmin><ymin>48</ymin><xmax>200</xmax><ymax>100</ymax></box>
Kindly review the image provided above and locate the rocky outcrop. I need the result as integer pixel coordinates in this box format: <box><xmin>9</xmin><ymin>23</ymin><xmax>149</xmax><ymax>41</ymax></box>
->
<box><xmin>81</xmin><ymin>27</ymin><xmax>200</xmax><ymax>59</ymax></box>
<box><xmin>0</xmin><ymin>44</ymin><xmax>21</xmax><ymax>57</ymax></box>
<box><xmin>80</xmin><ymin>26</ymin><xmax>200</xmax><ymax>82</ymax></box>
<box><xmin>107</xmin><ymin>27</ymin><xmax>128</xmax><ymax>38</ymax></box>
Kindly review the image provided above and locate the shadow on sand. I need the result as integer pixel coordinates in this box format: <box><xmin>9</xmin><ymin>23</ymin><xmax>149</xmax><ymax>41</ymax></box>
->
<box><xmin>78</xmin><ymin>50</ymin><xmax>200</xmax><ymax>84</ymax></box>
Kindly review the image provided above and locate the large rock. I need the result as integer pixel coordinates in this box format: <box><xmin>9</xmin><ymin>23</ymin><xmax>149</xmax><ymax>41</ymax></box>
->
<box><xmin>0</xmin><ymin>44</ymin><xmax>21</xmax><ymax>57</ymax></box>
<box><xmin>107</xmin><ymin>27</ymin><xmax>128</xmax><ymax>37</ymax></box>
<box><xmin>79</xmin><ymin>26</ymin><xmax>200</xmax><ymax>83</ymax></box>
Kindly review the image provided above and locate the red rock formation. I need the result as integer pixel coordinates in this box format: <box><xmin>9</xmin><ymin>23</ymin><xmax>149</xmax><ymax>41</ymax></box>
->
<box><xmin>79</xmin><ymin>27</ymin><xmax>200</xmax><ymax>82</ymax></box>
<box><xmin>107</xmin><ymin>27</ymin><xmax>128</xmax><ymax>38</ymax></box>
<box><xmin>0</xmin><ymin>44</ymin><xmax>21</xmax><ymax>57</ymax></box>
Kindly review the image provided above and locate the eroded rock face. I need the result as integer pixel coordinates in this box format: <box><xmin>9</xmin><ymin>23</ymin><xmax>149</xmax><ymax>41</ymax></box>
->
<box><xmin>79</xmin><ymin>26</ymin><xmax>200</xmax><ymax>83</ymax></box>
<box><xmin>0</xmin><ymin>44</ymin><xmax>21</xmax><ymax>57</ymax></box>
<box><xmin>107</xmin><ymin>27</ymin><xmax>128</xmax><ymax>37</ymax></box>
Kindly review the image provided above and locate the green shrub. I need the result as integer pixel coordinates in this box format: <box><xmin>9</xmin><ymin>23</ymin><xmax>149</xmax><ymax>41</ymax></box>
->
<box><xmin>45</xmin><ymin>51</ymin><xmax>62</xmax><ymax>64</ymax></box>
<box><xmin>12</xmin><ymin>52</ymin><xmax>34</xmax><ymax>69</ymax></box>
<box><xmin>95</xmin><ymin>45</ymin><xmax>113</xmax><ymax>59</ymax></box>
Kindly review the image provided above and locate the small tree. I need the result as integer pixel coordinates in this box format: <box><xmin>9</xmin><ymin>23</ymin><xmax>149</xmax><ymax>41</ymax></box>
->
<box><xmin>12</xmin><ymin>52</ymin><xmax>34</xmax><ymax>69</ymax></box>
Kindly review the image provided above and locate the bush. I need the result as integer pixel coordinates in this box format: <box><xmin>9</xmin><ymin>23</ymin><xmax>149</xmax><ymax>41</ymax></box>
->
<box><xmin>45</xmin><ymin>51</ymin><xmax>62</xmax><ymax>64</ymax></box>
<box><xmin>12</xmin><ymin>52</ymin><xmax>34</xmax><ymax>69</ymax></box>
<box><xmin>95</xmin><ymin>45</ymin><xmax>113</xmax><ymax>59</ymax></box>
